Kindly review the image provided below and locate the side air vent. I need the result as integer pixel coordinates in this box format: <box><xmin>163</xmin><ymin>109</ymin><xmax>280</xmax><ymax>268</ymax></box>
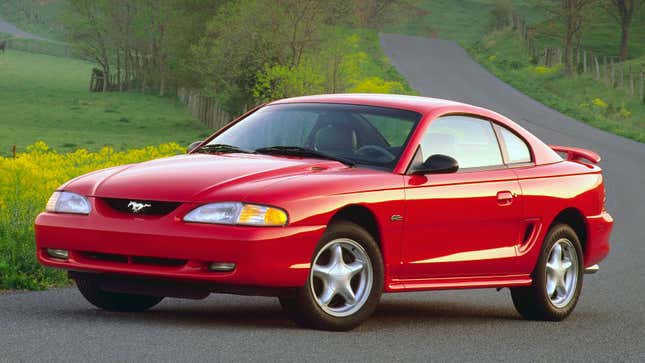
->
<box><xmin>103</xmin><ymin>198</ymin><xmax>181</xmax><ymax>216</ymax></box>
<box><xmin>522</xmin><ymin>223</ymin><xmax>535</xmax><ymax>245</ymax></box>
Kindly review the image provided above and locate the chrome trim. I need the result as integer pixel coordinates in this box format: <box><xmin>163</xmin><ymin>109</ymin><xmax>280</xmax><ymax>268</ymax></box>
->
<box><xmin>584</xmin><ymin>264</ymin><xmax>599</xmax><ymax>274</ymax></box>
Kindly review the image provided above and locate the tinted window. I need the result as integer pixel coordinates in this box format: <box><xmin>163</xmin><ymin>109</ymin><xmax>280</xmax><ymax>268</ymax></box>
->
<box><xmin>419</xmin><ymin>115</ymin><xmax>503</xmax><ymax>169</ymax></box>
<box><xmin>362</xmin><ymin>114</ymin><xmax>414</xmax><ymax>147</ymax></box>
<box><xmin>208</xmin><ymin>103</ymin><xmax>421</xmax><ymax>170</ymax></box>
<box><xmin>499</xmin><ymin>126</ymin><xmax>531</xmax><ymax>163</ymax></box>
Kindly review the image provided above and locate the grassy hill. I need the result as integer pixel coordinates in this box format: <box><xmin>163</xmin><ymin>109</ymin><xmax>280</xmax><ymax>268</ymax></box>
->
<box><xmin>0</xmin><ymin>0</ymin><xmax>65</xmax><ymax>40</ymax></box>
<box><xmin>471</xmin><ymin>28</ymin><xmax>645</xmax><ymax>142</ymax></box>
<box><xmin>387</xmin><ymin>0</ymin><xmax>645</xmax><ymax>60</ymax></box>
<box><xmin>385</xmin><ymin>0</ymin><xmax>645</xmax><ymax>143</ymax></box>
<box><xmin>0</xmin><ymin>50</ymin><xmax>210</xmax><ymax>157</ymax></box>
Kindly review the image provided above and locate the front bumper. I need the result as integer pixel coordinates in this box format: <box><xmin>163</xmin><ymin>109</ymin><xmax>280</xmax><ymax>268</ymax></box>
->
<box><xmin>35</xmin><ymin>208</ymin><xmax>325</xmax><ymax>288</ymax></box>
<box><xmin>584</xmin><ymin>211</ymin><xmax>613</xmax><ymax>267</ymax></box>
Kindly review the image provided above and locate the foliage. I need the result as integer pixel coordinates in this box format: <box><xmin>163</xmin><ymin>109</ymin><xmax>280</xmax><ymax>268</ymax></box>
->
<box><xmin>0</xmin><ymin>0</ymin><xmax>66</xmax><ymax>40</ymax></box>
<box><xmin>0</xmin><ymin>50</ymin><xmax>209</xmax><ymax>156</ymax></box>
<box><xmin>599</xmin><ymin>0</ymin><xmax>643</xmax><ymax>60</ymax></box>
<box><xmin>490</xmin><ymin>0</ymin><xmax>514</xmax><ymax>30</ymax></box>
<box><xmin>251</xmin><ymin>33</ymin><xmax>412</xmax><ymax>102</ymax></box>
<box><xmin>350</xmin><ymin>77</ymin><xmax>408</xmax><ymax>94</ymax></box>
<box><xmin>64</xmin><ymin>0</ymin><xmax>222</xmax><ymax>94</ymax></box>
<box><xmin>0</xmin><ymin>142</ymin><xmax>185</xmax><ymax>289</ymax></box>
<box><xmin>469</xmin><ymin>28</ymin><xmax>645</xmax><ymax>143</ymax></box>
<box><xmin>188</xmin><ymin>1</ymin><xmax>416</xmax><ymax>113</ymax></box>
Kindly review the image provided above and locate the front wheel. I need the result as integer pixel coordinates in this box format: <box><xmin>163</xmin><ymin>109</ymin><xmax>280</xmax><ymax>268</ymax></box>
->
<box><xmin>75</xmin><ymin>277</ymin><xmax>164</xmax><ymax>312</ymax></box>
<box><xmin>280</xmin><ymin>221</ymin><xmax>384</xmax><ymax>331</ymax></box>
<box><xmin>511</xmin><ymin>224</ymin><xmax>583</xmax><ymax>321</ymax></box>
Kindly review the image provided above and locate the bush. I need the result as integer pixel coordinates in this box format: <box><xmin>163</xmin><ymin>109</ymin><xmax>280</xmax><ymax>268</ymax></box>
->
<box><xmin>350</xmin><ymin>77</ymin><xmax>408</xmax><ymax>94</ymax></box>
<box><xmin>0</xmin><ymin>142</ymin><xmax>185</xmax><ymax>290</ymax></box>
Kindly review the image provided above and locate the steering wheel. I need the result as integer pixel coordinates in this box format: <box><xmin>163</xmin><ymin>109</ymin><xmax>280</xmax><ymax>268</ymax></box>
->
<box><xmin>355</xmin><ymin>145</ymin><xmax>396</xmax><ymax>163</ymax></box>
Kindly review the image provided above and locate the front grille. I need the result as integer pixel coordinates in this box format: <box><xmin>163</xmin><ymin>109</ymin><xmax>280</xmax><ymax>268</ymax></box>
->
<box><xmin>103</xmin><ymin>198</ymin><xmax>181</xmax><ymax>216</ymax></box>
<box><xmin>79</xmin><ymin>251</ymin><xmax>187</xmax><ymax>267</ymax></box>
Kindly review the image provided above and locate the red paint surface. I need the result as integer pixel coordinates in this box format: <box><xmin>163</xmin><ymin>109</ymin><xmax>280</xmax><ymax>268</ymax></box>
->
<box><xmin>35</xmin><ymin>94</ymin><xmax>613</xmax><ymax>293</ymax></box>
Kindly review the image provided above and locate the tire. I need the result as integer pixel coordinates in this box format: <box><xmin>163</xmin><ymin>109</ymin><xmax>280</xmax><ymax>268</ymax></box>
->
<box><xmin>511</xmin><ymin>224</ymin><xmax>584</xmax><ymax>321</ymax></box>
<box><xmin>279</xmin><ymin>221</ymin><xmax>384</xmax><ymax>331</ymax></box>
<box><xmin>75</xmin><ymin>277</ymin><xmax>164</xmax><ymax>312</ymax></box>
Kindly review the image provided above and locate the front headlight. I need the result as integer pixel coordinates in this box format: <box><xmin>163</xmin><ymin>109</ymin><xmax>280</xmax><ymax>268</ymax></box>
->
<box><xmin>46</xmin><ymin>191</ymin><xmax>91</xmax><ymax>215</ymax></box>
<box><xmin>184</xmin><ymin>202</ymin><xmax>288</xmax><ymax>226</ymax></box>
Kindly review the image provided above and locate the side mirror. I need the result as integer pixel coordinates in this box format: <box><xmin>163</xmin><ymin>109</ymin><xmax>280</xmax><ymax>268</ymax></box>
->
<box><xmin>187</xmin><ymin>140</ymin><xmax>203</xmax><ymax>153</ymax></box>
<box><xmin>413</xmin><ymin>154</ymin><xmax>459</xmax><ymax>174</ymax></box>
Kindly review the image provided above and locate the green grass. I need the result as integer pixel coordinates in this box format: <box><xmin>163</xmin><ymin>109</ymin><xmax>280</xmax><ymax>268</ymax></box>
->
<box><xmin>384</xmin><ymin>0</ymin><xmax>496</xmax><ymax>44</ymax></box>
<box><xmin>0</xmin><ymin>50</ymin><xmax>210</xmax><ymax>156</ymax></box>
<box><xmin>469</xmin><ymin>28</ymin><xmax>645</xmax><ymax>142</ymax></box>
<box><xmin>384</xmin><ymin>1</ymin><xmax>644</xmax><ymax>143</ymax></box>
<box><xmin>0</xmin><ymin>0</ymin><xmax>66</xmax><ymax>40</ymax></box>
<box><xmin>339</xmin><ymin>27</ymin><xmax>417</xmax><ymax>94</ymax></box>
<box><xmin>515</xmin><ymin>3</ymin><xmax>645</xmax><ymax>59</ymax></box>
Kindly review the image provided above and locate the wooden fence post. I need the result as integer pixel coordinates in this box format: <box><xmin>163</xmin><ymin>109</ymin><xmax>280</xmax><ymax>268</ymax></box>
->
<box><xmin>594</xmin><ymin>55</ymin><xmax>600</xmax><ymax>80</ymax></box>
<box><xmin>583</xmin><ymin>50</ymin><xmax>587</xmax><ymax>74</ymax></box>
<box><xmin>638</xmin><ymin>68</ymin><xmax>645</xmax><ymax>103</ymax></box>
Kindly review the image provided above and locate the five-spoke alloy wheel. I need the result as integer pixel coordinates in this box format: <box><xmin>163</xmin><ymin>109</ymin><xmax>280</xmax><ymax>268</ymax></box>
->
<box><xmin>279</xmin><ymin>221</ymin><xmax>383</xmax><ymax>331</ymax></box>
<box><xmin>310</xmin><ymin>238</ymin><xmax>373</xmax><ymax>317</ymax></box>
<box><xmin>511</xmin><ymin>224</ymin><xmax>584</xmax><ymax>321</ymax></box>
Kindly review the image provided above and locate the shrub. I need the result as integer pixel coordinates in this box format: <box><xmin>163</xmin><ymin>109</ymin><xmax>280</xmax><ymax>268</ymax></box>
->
<box><xmin>0</xmin><ymin>142</ymin><xmax>185</xmax><ymax>289</ymax></box>
<box><xmin>349</xmin><ymin>77</ymin><xmax>407</xmax><ymax>94</ymax></box>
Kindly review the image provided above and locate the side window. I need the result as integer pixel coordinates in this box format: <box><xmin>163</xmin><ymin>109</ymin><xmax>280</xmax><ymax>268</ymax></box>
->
<box><xmin>419</xmin><ymin>115</ymin><xmax>503</xmax><ymax>169</ymax></box>
<box><xmin>498</xmin><ymin>126</ymin><xmax>532</xmax><ymax>163</ymax></box>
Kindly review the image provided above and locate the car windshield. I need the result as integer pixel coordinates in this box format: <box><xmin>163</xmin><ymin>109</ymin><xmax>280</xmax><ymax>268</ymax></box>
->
<box><xmin>205</xmin><ymin>103</ymin><xmax>422</xmax><ymax>170</ymax></box>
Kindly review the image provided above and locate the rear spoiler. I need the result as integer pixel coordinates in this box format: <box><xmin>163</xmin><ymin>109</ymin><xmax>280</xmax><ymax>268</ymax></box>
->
<box><xmin>549</xmin><ymin>145</ymin><xmax>601</xmax><ymax>164</ymax></box>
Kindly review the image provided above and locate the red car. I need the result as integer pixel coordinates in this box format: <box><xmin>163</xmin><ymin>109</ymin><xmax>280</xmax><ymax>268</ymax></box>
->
<box><xmin>35</xmin><ymin>94</ymin><xmax>613</xmax><ymax>330</ymax></box>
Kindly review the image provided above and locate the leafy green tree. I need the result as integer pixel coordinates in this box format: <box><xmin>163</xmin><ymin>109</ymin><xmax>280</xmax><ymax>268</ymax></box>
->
<box><xmin>534</xmin><ymin>0</ymin><xmax>596</xmax><ymax>75</ymax></box>
<box><xmin>601</xmin><ymin>0</ymin><xmax>643</xmax><ymax>60</ymax></box>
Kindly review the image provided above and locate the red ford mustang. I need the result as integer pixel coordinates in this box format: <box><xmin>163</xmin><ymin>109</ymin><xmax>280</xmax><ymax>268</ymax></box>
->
<box><xmin>35</xmin><ymin>94</ymin><xmax>613</xmax><ymax>330</ymax></box>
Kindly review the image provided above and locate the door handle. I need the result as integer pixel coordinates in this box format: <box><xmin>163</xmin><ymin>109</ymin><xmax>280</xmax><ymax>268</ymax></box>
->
<box><xmin>496</xmin><ymin>191</ymin><xmax>514</xmax><ymax>206</ymax></box>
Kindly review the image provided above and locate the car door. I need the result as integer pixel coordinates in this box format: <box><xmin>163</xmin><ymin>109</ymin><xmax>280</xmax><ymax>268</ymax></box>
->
<box><xmin>400</xmin><ymin>115</ymin><xmax>524</xmax><ymax>278</ymax></box>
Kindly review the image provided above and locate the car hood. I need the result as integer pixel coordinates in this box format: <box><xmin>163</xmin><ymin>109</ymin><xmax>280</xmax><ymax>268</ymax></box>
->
<box><xmin>68</xmin><ymin>153</ymin><xmax>347</xmax><ymax>202</ymax></box>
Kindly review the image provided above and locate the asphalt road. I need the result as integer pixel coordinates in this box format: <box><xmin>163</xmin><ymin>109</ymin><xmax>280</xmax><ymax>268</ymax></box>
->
<box><xmin>1</xmin><ymin>34</ymin><xmax>644</xmax><ymax>362</ymax></box>
<box><xmin>0</xmin><ymin>17</ymin><xmax>47</xmax><ymax>41</ymax></box>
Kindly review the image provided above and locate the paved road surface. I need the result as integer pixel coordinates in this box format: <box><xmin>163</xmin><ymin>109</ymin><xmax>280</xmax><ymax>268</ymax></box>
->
<box><xmin>0</xmin><ymin>17</ymin><xmax>47</xmax><ymax>41</ymax></box>
<box><xmin>1</xmin><ymin>34</ymin><xmax>643</xmax><ymax>362</ymax></box>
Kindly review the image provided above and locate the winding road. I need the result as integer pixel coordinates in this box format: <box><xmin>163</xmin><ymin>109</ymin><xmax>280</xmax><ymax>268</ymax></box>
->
<box><xmin>1</xmin><ymin>34</ymin><xmax>643</xmax><ymax>362</ymax></box>
<box><xmin>0</xmin><ymin>16</ymin><xmax>47</xmax><ymax>41</ymax></box>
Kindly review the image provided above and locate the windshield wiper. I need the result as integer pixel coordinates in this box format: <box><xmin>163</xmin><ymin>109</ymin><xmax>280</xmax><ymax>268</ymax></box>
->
<box><xmin>197</xmin><ymin>144</ymin><xmax>254</xmax><ymax>154</ymax></box>
<box><xmin>255</xmin><ymin>146</ymin><xmax>355</xmax><ymax>167</ymax></box>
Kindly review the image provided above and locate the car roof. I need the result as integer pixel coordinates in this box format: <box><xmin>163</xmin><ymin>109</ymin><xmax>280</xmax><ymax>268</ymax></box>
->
<box><xmin>269</xmin><ymin>93</ymin><xmax>468</xmax><ymax>114</ymax></box>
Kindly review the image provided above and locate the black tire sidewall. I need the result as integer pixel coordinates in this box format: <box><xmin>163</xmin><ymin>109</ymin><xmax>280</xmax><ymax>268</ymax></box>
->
<box><xmin>517</xmin><ymin>224</ymin><xmax>584</xmax><ymax>320</ymax></box>
<box><xmin>291</xmin><ymin>221</ymin><xmax>384</xmax><ymax>331</ymax></box>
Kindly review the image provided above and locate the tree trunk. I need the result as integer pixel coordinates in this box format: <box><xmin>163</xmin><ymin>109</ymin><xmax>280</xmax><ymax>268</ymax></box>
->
<box><xmin>564</xmin><ymin>31</ymin><xmax>575</xmax><ymax>75</ymax></box>
<box><xmin>619</xmin><ymin>20</ymin><xmax>631</xmax><ymax>61</ymax></box>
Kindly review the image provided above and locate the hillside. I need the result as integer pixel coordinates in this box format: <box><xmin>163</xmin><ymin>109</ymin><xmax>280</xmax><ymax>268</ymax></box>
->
<box><xmin>0</xmin><ymin>0</ymin><xmax>65</xmax><ymax>40</ymax></box>
<box><xmin>385</xmin><ymin>0</ymin><xmax>645</xmax><ymax>142</ymax></box>
<box><xmin>0</xmin><ymin>50</ymin><xmax>210</xmax><ymax>156</ymax></box>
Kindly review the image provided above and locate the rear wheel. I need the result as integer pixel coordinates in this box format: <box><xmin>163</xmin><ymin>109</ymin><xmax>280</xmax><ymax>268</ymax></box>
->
<box><xmin>279</xmin><ymin>221</ymin><xmax>383</xmax><ymax>331</ymax></box>
<box><xmin>511</xmin><ymin>224</ymin><xmax>583</xmax><ymax>321</ymax></box>
<box><xmin>75</xmin><ymin>277</ymin><xmax>163</xmax><ymax>312</ymax></box>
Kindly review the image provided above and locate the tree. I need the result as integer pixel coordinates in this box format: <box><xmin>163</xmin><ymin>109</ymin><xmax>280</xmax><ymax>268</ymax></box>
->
<box><xmin>602</xmin><ymin>0</ymin><xmax>642</xmax><ymax>60</ymax></box>
<box><xmin>536</xmin><ymin>0</ymin><xmax>596</xmax><ymax>75</ymax></box>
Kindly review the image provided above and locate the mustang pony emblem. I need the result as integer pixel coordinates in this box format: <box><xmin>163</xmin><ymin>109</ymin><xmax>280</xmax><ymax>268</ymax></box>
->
<box><xmin>127</xmin><ymin>201</ymin><xmax>151</xmax><ymax>213</ymax></box>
